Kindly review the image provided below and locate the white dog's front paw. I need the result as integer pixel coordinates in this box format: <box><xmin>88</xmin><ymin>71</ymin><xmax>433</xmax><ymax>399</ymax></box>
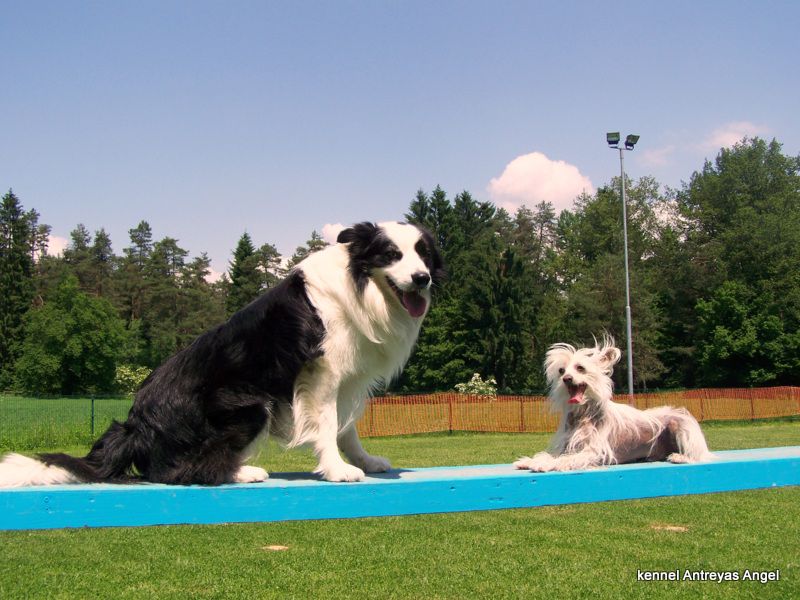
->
<box><xmin>514</xmin><ymin>452</ymin><xmax>556</xmax><ymax>472</ymax></box>
<box><xmin>317</xmin><ymin>462</ymin><xmax>366</xmax><ymax>483</ymax></box>
<box><xmin>233</xmin><ymin>465</ymin><xmax>269</xmax><ymax>483</ymax></box>
<box><xmin>514</xmin><ymin>456</ymin><xmax>536</xmax><ymax>470</ymax></box>
<box><xmin>551</xmin><ymin>455</ymin><xmax>599</xmax><ymax>472</ymax></box>
<box><xmin>666</xmin><ymin>452</ymin><xmax>693</xmax><ymax>464</ymax></box>
<box><xmin>354</xmin><ymin>454</ymin><xmax>391</xmax><ymax>473</ymax></box>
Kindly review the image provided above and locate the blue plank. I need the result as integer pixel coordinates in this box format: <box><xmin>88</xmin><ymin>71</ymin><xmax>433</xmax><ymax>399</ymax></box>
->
<box><xmin>1</xmin><ymin>447</ymin><xmax>798</xmax><ymax>531</ymax></box>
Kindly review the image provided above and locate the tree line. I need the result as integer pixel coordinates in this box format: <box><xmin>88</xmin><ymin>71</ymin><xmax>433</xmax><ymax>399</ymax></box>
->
<box><xmin>1</xmin><ymin>137</ymin><xmax>798</xmax><ymax>395</ymax></box>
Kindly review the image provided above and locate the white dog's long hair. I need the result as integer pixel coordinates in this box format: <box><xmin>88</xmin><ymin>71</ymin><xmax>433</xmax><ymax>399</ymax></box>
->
<box><xmin>515</xmin><ymin>336</ymin><xmax>713</xmax><ymax>472</ymax></box>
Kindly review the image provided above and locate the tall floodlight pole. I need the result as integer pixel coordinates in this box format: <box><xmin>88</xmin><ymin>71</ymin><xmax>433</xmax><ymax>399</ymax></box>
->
<box><xmin>606</xmin><ymin>132</ymin><xmax>640</xmax><ymax>398</ymax></box>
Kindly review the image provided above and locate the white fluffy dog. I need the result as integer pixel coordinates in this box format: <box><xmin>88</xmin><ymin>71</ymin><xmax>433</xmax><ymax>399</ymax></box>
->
<box><xmin>515</xmin><ymin>338</ymin><xmax>713</xmax><ymax>472</ymax></box>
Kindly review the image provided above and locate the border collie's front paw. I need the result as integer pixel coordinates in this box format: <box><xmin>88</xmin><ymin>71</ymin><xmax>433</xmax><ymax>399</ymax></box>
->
<box><xmin>233</xmin><ymin>465</ymin><xmax>269</xmax><ymax>483</ymax></box>
<box><xmin>318</xmin><ymin>462</ymin><xmax>366</xmax><ymax>482</ymax></box>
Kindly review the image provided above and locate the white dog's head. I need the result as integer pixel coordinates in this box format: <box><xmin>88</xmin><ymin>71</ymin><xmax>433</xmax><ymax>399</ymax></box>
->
<box><xmin>544</xmin><ymin>336</ymin><xmax>621</xmax><ymax>408</ymax></box>
<box><xmin>337</xmin><ymin>221</ymin><xmax>445</xmax><ymax>319</ymax></box>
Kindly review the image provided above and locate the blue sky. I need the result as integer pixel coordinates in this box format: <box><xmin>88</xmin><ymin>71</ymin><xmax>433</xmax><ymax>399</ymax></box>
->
<box><xmin>3</xmin><ymin>1</ymin><xmax>798</xmax><ymax>279</ymax></box>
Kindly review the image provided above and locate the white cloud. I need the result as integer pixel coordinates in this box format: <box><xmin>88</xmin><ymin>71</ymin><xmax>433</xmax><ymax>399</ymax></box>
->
<box><xmin>487</xmin><ymin>152</ymin><xmax>594</xmax><ymax>213</ymax></box>
<box><xmin>631</xmin><ymin>122</ymin><xmax>769</xmax><ymax>172</ymax></box>
<box><xmin>321</xmin><ymin>222</ymin><xmax>345</xmax><ymax>244</ymax></box>
<box><xmin>47</xmin><ymin>234</ymin><xmax>69</xmax><ymax>257</ymax></box>
<box><xmin>205</xmin><ymin>267</ymin><xmax>225</xmax><ymax>283</ymax></box>
<box><xmin>700</xmin><ymin>121</ymin><xmax>770</xmax><ymax>151</ymax></box>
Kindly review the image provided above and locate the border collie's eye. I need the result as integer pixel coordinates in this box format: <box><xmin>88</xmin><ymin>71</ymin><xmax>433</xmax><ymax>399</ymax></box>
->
<box><xmin>558</xmin><ymin>368</ymin><xmax>565</xmax><ymax>375</ymax></box>
<box><xmin>415</xmin><ymin>239</ymin><xmax>430</xmax><ymax>260</ymax></box>
<box><xmin>386</xmin><ymin>250</ymin><xmax>402</xmax><ymax>261</ymax></box>
<box><xmin>576</xmin><ymin>365</ymin><xmax>586</xmax><ymax>373</ymax></box>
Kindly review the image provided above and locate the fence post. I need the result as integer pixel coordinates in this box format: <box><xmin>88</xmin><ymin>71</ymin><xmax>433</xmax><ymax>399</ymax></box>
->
<box><xmin>699</xmin><ymin>390</ymin><xmax>705</xmax><ymax>422</ymax></box>
<box><xmin>448</xmin><ymin>394</ymin><xmax>453</xmax><ymax>434</ymax></box>
<box><xmin>90</xmin><ymin>395</ymin><xmax>95</xmax><ymax>436</ymax></box>
<box><xmin>519</xmin><ymin>396</ymin><xmax>524</xmax><ymax>433</ymax></box>
<box><xmin>750</xmin><ymin>389</ymin><xmax>755</xmax><ymax>421</ymax></box>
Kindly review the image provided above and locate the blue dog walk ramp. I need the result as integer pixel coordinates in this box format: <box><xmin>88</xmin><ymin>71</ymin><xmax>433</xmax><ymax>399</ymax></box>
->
<box><xmin>1</xmin><ymin>446</ymin><xmax>798</xmax><ymax>531</ymax></box>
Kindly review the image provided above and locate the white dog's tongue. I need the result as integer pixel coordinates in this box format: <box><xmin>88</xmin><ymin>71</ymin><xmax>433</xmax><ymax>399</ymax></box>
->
<box><xmin>568</xmin><ymin>386</ymin><xmax>585</xmax><ymax>404</ymax></box>
<box><xmin>402</xmin><ymin>291</ymin><xmax>427</xmax><ymax>318</ymax></box>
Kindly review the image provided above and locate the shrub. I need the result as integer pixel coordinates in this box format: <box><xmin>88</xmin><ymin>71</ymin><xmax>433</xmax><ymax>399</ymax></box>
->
<box><xmin>114</xmin><ymin>365</ymin><xmax>152</xmax><ymax>395</ymax></box>
<box><xmin>454</xmin><ymin>373</ymin><xmax>497</xmax><ymax>396</ymax></box>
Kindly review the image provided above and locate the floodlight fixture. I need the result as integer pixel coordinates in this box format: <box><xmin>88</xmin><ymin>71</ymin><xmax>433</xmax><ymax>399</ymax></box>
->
<box><xmin>606</xmin><ymin>132</ymin><xmax>620</xmax><ymax>147</ymax></box>
<box><xmin>625</xmin><ymin>134</ymin><xmax>640</xmax><ymax>150</ymax></box>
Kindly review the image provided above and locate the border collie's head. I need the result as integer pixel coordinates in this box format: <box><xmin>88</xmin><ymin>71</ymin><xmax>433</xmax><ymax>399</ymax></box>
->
<box><xmin>544</xmin><ymin>336</ymin><xmax>621</xmax><ymax>407</ymax></box>
<box><xmin>337</xmin><ymin>221</ymin><xmax>445</xmax><ymax>319</ymax></box>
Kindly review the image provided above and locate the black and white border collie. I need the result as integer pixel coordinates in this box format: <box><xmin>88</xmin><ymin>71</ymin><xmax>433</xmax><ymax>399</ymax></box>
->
<box><xmin>0</xmin><ymin>221</ymin><xmax>444</xmax><ymax>486</ymax></box>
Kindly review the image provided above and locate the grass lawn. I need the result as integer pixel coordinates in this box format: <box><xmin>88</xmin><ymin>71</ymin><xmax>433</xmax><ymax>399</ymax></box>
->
<box><xmin>0</xmin><ymin>396</ymin><xmax>132</xmax><ymax>450</ymax></box>
<box><xmin>1</xmin><ymin>420</ymin><xmax>798</xmax><ymax>599</ymax></box>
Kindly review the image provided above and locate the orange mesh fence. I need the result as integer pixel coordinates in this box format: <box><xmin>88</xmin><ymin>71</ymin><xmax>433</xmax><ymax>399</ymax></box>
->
<box><xmin>356</xmin><ymin>386</ymin><xmax>800</xmax><ymax>437</ymax></box>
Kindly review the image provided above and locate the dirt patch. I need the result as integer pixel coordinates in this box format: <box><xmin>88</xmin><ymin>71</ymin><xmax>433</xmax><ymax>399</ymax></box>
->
<box><xmin>650</xmin><ymin>524</ymin><xmax>689</xmax><ymax>533</ymax></box>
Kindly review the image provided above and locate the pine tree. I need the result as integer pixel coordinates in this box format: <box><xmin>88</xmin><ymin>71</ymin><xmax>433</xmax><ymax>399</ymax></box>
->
<box><xmin>288</xmin><ymin>230</ymin><xmax>327</xmax><ymax>269</ymax></box>
<box><xmin>62</xmin><ymin>223</ymin><xmax>96</xmax><ymax>292</ymax></box>
<box><xmin>180</xmin><ymin>253</ymin><xmax>226</xmax><ymax>343</ymax></box>
<box><xmin>142</xmin><ymin>237</ymin><xmax>189</xmax><ymax>365</ymax></box>
<box><xmin>227</xmin><ymin>232</ymin><xmax>262</xmax><ymax>315</ymax></box>
<box><xmin>400</xmin><ymin>188</ymin><xmax>539</xmax><ymax>391</ymax></box>
<box><xmin>125</xmin><ymin>221</ymin><xmax>153</xmax><ymax>268</ymax></box>
<box><xmin>109</xmin><ymin>221</ymin><xmax>156</xmax><ymax>366</ymax></box>
<box><xmin>0</xmin><ymin>190</ymin><xmax>36</xmax><ymax>387</ymax></box>
<box><xmin>406</xmin><ymin>189</ymin><xmax>432</xmax><ymax>228</ymax></box>
<box><xmin>33</xmin><ymin>222</ymin><xmax>51</xmax><ymax>263</ymax></box>
<box><xmin>90</xmin><ymin>228</ymin><xmax>115</xmax><ymax>296</ymax></box>
<box><xmin>406</xmin><ymin>186</ymin><xmax>456</xmax><ymax>262</ymax></box>
<box><xmin>116</xmin><ymin>221</ymin><xmax>154</xmax><ymax>326</ymax></box>
<box><xmin>257</xmin><ymin>243</ymin><xmax>285</xmax><ymax>289</ymax></box>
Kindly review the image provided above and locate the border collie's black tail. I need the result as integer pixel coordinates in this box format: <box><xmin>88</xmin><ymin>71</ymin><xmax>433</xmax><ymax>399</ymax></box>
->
<box><xmin>0</xmin><ymin>420</ymin><xmax>141</xmax><ymax>487</ymax></box>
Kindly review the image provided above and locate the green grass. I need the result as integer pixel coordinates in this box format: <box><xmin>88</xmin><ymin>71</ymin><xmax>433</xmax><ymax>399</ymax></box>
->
<box><xmin>0</xmin><ymin>395</ymin><xmax>132</xmax><ymax>450</ymax></box>
<box><xmin>1</xmin><ymin>420</ymin><xmax>799</xmax><ymax>599</ymax></box>
<box><xmin>24</xmin><ymin>417</ymin><xmax>800</xmax><ymax>472</ymax></box>
<box><xmin>2</xmin><ymin>488</ymin><xmax>798</xmax><ymax>599</ymax></box>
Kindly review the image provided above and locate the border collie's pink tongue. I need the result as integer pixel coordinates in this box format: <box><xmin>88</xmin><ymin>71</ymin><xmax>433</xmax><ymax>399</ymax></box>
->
<box><xmin>401</xmin><ymin>290</ymin><xmax>427</xmax><ymax>318</ymax></box>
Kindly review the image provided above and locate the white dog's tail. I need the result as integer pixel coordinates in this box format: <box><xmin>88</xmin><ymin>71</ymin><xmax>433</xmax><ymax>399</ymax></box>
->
<box><xmin>667</xmin><ymin>411</ymin><xmax>715</xmax><ymax>464</ymax></box>
<box><xmin>0</xmin><ymin>453</ymin><xmax>82</xmax><ymax>487</ymax></box>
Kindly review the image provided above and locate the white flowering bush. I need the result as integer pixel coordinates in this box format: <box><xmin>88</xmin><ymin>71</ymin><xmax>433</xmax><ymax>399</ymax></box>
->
<box><xmin>114</xmin><ymin>365</ymin><xmax>152</xmax><ymax>395</ymax></box>
<box><xmin>454</xmin><ymin>373</ymin><xmax>497</xmax><ymax>396</ymax></box>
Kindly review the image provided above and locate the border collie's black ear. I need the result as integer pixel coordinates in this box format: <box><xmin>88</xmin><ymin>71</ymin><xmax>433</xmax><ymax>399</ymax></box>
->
<box><xmin>337</xmin><ymin>222</ymin><xmax>378</xmax><ymax>245</ymax></box>
<box><xmin>337</xmin><ymin>228</ymin><xmax>355</xmax><ymax>244</ymax></box>
<box><xmin>338</xmin><ymin>222</ymin><xmax>382</xmax><ymax>293</ymax></box>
